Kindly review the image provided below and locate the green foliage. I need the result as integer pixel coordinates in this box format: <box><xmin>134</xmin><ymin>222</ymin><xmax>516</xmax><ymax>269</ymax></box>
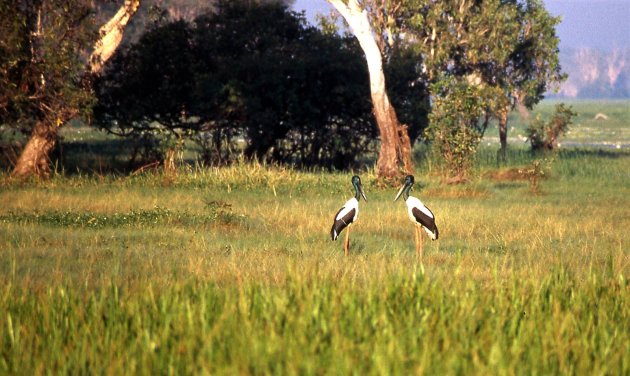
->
<box><xmin>0</xmin><ymin>0</ymin><xmax>97</xmax><ymax>133</ymax></box>
<box><xmin>512</xmin><ymin>0</ymin><xmax>566</xmax><ymax>106</ymax></box>
<box><xmin>526</xmin><ymin>104</ymin><xmax>577</xmax><ymax>151</ymax></box>
<box><xmin>401</xmin><ymin>0</ymin><xmax>563</xmax><ymax>105</ymax></box>
<box><xmin>426</xmin><ymin>77</ymin><xmax>486</xmax><ymax>180</ymax></box>
<box><xmin>394</xmin><ymin>0</ymin><xmax>564</xmax><ymax>175</ymax></box>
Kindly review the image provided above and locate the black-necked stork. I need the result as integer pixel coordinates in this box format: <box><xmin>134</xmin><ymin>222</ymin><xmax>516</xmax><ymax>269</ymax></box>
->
<box><xmin>394</xmin><ymin>175</ymin><xmax>439</xmax><ymax>260</ymax></box>
<box><xmin>330</xmin><ymin>175</ymin><xmax>367</xmax><ymax>256</ymax></box>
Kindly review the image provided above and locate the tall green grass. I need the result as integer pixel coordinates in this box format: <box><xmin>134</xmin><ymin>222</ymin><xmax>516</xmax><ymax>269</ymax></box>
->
<box><xmin>1</xmin><ymin>145</ymin><xmax>629</xmax><ymax>373</ymax></box>
<box><xmin>2</xmin><ymin>268</ymin><xmax>626</xmax><ymax>374</ymax></box>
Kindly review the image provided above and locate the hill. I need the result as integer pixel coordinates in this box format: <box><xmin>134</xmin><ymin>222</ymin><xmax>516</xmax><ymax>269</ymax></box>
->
<box><xmin>550</xmin><ymin>48</ymin><xmax>630</xmax><ymax>99</ymax></box>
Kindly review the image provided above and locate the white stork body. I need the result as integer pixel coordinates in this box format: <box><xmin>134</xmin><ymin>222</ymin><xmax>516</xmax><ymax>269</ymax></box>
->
<box><xmin>330</xmin><ymin>176</ymin><xmax>367</xmax><ymax>256</ymax></box>
<box><xmin>404</xmin><ymin>196</ymin><xmax>439</xmax><ymax>240</ymax></box>
<box><xmin>331</xmin><ymin>197</ymin><xmax>359</xmax><ymax>241</ymax></box>
<box><xmin>395</xmin><ymin>175</ymin><xmax>439</xmax><ymax>261</ymax></box>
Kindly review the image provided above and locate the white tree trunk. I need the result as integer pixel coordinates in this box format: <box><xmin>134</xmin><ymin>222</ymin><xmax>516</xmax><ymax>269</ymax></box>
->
<box><xmin>328</xmin><ymin>0</ymin><xmax>388</xmax><ymax>106</ymax></box>
<box><xmin>328</xmin><ymin>0</ymin><xmax>412</xmax><ymax>179</ymax></box>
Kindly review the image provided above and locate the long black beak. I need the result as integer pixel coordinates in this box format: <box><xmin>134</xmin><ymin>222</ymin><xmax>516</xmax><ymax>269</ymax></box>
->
<box><xmin>394</xmin><ymin>185</ymin><xmax>405</xmax><ymax>202</ymax></box>
<box><xmin>359</xmin><ymin>184</ymin><xmax>368</xmax><ymax>201</ymax></box>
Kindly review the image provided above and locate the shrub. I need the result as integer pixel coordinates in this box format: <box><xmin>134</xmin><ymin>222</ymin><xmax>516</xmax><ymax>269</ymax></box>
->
<box><xmin>526</xmin><ymin>104</ymin><xmax>576</xmax><ymax>151</ymax></box>
<box><xmin>426</xmin><ymin>77</ymin><xmax>486</xmax><ymax>182</ymax></box>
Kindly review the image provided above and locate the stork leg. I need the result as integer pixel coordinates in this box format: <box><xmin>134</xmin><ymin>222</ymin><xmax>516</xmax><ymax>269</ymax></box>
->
<box><xmin>414</xmin><ymin>224</ymin><xmax>419</xmax><ymax>255</ymax></box>
<box><xmin>343</xmin><ymin>226</ymin><xmax>351</xmax><ymax>256</ymax></box>
<box><xmin>415</xmin><ymin>224</ymin><xmax>424</xmax><ymax>262</ymax></box>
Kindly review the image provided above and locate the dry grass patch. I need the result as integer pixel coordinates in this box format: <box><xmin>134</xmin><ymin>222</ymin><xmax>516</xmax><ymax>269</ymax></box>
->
<box><xmin>484</xmin><ymin>168</ymin><xmax>530</xmax><ymax>181</ymax></box>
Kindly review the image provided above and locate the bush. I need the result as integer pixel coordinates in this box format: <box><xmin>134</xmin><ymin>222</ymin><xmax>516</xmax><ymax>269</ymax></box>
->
<box><xmin>426</xmin><ymin>77</ymin><xmax>486</xmax><ymax>182</ymax></box>
<box><xmin>526</xmin><ymin>104</ymin><xmax>576</xmax><ymax>151</ymax></box>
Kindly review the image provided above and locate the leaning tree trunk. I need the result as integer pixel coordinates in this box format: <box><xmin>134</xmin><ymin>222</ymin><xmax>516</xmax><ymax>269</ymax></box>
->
<box><xmin>11</xmin><ymin>120</ymin><xmax>58</xmax><ymax>178</ymax></box>
<box><xmin>11</xmin><ymin>0</ymin><xmax>141</xmax><ymax>179</ymax></box>
<box><xmin>328</xmin><ymin>0</ymin><xmax>413</xmax><ymax>180</ymax></box>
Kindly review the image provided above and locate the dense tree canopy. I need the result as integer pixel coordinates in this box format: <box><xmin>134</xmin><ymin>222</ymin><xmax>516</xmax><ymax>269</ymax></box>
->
<box><xmin>0</xmin><ymin>0</ymin><xmax>96</xmax><ymax>137</ymax></box>
<box><xmin>396</xmin><ymin>0</ymin><xmax>564</xmax><ymax>177</ymax></box>
<box><xmin>95</xmin><ymin>0</ymin><xmax>378</xmax><ymax>169</ymax></box>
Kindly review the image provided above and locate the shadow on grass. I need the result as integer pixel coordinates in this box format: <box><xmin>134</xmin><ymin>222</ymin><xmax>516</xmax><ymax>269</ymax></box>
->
<box><xmin>52</xmin><ymin>138</ymin><xmax>151</xmax><ymax>175</ymax></box>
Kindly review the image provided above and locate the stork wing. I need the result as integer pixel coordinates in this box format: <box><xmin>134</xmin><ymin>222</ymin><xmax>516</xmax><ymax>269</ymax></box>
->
<box><xmin>330</xmin><ymin>207</ymin><xmax>356</xmax><ymax>240</ymax></box>
<box><xmin>411</xmin><ymin>206</ymin><xmax>439</xmax><ymax>240</ymax></box>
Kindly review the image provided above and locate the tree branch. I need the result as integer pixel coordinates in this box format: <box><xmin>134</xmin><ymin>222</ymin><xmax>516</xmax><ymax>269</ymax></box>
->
<box><xmin>89</xmin><ymin>0</ymin><xmax>141</xmax><ymax>74</ymax></box>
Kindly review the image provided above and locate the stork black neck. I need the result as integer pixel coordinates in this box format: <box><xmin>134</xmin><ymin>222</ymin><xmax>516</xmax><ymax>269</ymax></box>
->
<box><xmin>354</xmin><ymin>182</ymin><xmax>362</xmax><ymax>201</ymax></box>
<box><xmin>402</xmin><ymin>184</ymin><xmax>412</xmax><ymax>201</ymax></box>
<box><xmin>350</xmin><ymin>175</ymin><xmax>367</xmax><ymax>201</ymax></box>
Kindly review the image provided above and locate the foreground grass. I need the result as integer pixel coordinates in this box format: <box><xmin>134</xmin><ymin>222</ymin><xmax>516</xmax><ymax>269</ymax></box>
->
<box><xmin>2</xmin><ymin>269</ymin><xmax>626</xmax><ymax>374</ymax></box>
<box><xmin>1</xmin><ymin>148</ymin><xmax>629</xmax><ymax>374</ymax></box>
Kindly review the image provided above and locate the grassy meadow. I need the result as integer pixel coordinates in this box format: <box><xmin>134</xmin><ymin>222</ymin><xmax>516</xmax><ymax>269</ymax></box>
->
<box><xmin>1</xmin><ymin>102</ymin><xmax>629</xmax><ymax>374</ymax></box>
<box><xmin>484</xmin><ymin>99</ymin><xmax>630</xmax><ymax>147</ymax></box>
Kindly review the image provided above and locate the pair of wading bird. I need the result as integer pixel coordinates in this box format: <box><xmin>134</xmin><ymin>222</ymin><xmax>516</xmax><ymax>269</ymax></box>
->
<box><xmin>330</xmin><ymin>175</ymin><xmax>439</xmax><ymax>258</ymax></box>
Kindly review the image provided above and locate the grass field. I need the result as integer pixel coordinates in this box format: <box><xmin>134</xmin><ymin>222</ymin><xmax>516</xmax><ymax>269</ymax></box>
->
<box><xmin>484</xmin><ymin>99</ymin><xmax>630</xmax><ymax>147</ymax></box>
<box><xmin>1</xmin><ymin>102</ymin><xmax>629</xmax><ymax>374</ymax></box>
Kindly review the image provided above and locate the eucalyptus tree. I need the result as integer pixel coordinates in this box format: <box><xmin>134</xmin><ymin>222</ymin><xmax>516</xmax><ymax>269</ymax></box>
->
<box><xmin>2</xmin><ymin>0</ymin><xmax>140</xmax><ymax>179</ymax></box>
<box><xmin>403</xmin><ymin>0</ymin><xmax>521</xmax><ymax>178</ymax></box>
<box><xmin>326</xmin><ymin>0</ymin><xmax>563</xmax><ymax>179</ymax></box>
<box><xmin>327</xmin><ymin>0</ymin><xmax>414</xmax><ymax>180</ymax></box>
<box><xmin>404</xmin><ymin>0</ymin><xmax>563</xmax><ymax>157</ymax></box>
<box><xmin>497</xmin><ymin>0</ymin><xmax>564</xmax><ymax>157</ymax></box>
<box><xmin>385</xmin><ymin>0</ymin><xmax>563</xmax><ymax>179</ymax></box>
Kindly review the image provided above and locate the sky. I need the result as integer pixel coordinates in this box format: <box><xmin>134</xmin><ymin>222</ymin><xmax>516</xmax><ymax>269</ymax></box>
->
<box><xmin>293</xmin><ymin>0</ymin><xmax>630</xmax><ymax>52</ymax></box>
